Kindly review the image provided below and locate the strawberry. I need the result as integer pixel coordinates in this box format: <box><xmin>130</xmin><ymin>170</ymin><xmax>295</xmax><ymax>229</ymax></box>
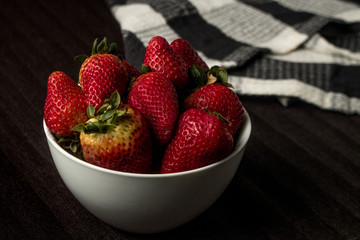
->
<box><xmin>44</xmin><ymin>71</ymin><xmax>88</xmax><ymax>137</ymax></box>
<box><xmin>143</xmin><ymin>36</ymin><xmax>188</xmax><ymax>89</ymax></box>
<box><xmin>161</xmin><ymin>108</ymin><xmax>233</xmax><ymax>174</ymax></box>
<box><xmin>170</xmin><ymin>38</ymin><xmax>209</xmax><ymax>71</ymax></box>
<box><xmin>77</xmin><ymin>37</ymin><xmax>128</xmax><ymax>110</ymax></box>
<box><xmin>73</xmin><ymin>92</ymin><xmax>153</xmax><ymax>173</ymax></box>
<box><xmin>184</xmin><ymin>84</ymin><xmax>244</xmax><ymax>137</ymax></box>
<box><xmin>128</xmin><ymin>72</ymin><xmax>179</xmax><ymax>146</ymax></box>
<box><xmin>183</xmin><ymin>66</ymin><xmax>244</xmax><ymax>136</ymax></box>
<box><xmin>122</xmin><ymin>59</ymin><xmax>141</xmax><ymax>79</ymax></box>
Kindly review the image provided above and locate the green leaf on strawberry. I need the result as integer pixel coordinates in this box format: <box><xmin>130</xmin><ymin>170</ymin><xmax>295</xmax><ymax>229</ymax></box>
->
<box><xmin>188</xmin><ymin>65</ymin><xmax>207</xmax><ymax>89</ymax></box>
<box><xmin>74</xmin><ymin>55</ymin><xmax>89</xmax><ymax>64</ymax></box>
<box><xmin>108</xmin><ymin>90</ymin><xmax>121</xmax><ymax>109</ymax></box>
<box><xmin>92</xmin><ymin>38</ymin><xmax>99</xmax><ymax>55</ymax></box>
<box><xmin>207</xmin><ymin>66</ymin><xmax>227</xmax><ymax>83</ymax></box>
<box><xmin>87</xmin><ymin>105</ymin><xmax>96</xmax><ymax>118</ymax></box>
<box><xmin>97</xmin><ymin>103</ymin><xmax>110</xmax><ymax>115</ymax></box>
<box><xmin>74</xmin><ymin>121</ymin><xmax>111</xmax><ymax>134</ymax></box>
<box><xmin>75</xmin><ymin>37</ymin><xmax>119</xmax><ymax>64</ymax></box>
<box><xmin>98</xmin><ymin>109</ymin><xmax>116</xmax><ymax>122</ymax></box>
<box><xmin>73</xmin><ymin>91</ymin><xmax>128</xmax><ymax>135</ymax></box>
<box><xmin>206</xmin><ymin>66</ymin><xmax>233</xmax><ymax>88</ymax></box>
<box><xmin>185</xmin><ymin>65</ymin><xmax>234</xmax><ymax>93</ymax></box>
<box><xmin>141</xmin><ymin>64</ymin><xmax>151</xmax><ymax>74</ymax></box>
<box><xmin>95</xmin><ymin>37</ymin><xmax>117</xmax><ymax>55</ymax></box>
<box><xmin>204</xmin><ymin>110</ymin><xmax>231</xmax><ymax>125</ymax></box>
<box><xmin>55</xmin><ymin>134</ymin><xmax>82</xmax><ymax>154</ymax></box>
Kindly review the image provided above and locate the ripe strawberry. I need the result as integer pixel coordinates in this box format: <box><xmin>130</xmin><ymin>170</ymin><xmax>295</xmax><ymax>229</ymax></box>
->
<box><xmin>128</xmin><ymin>72</ymin><xmax>179</xmax><ymax>146</ymax></box>
<box><xmin>122</xmin><ymin>59</ymin><xmax>141</xmax><ymax>79</ymax></box>
<box><xmin>44</xmin><ymin>71</ymin><xmax>88</xmax><ymax>137</ymax></box>
<box><xmin>161</xmin><ymin>108</ymin><xmax>233</xmax><ymax>173</ymax></box>
<box><xmin>170</xmin><ymin>38</ymin><xmax>209</xmax><ymax>71</ymax></box>
<box><xmin>73</xmin><ymin>92</ymin><xmax>153</xmax><ymax>173</ymax></box>
<box><xmin>184</xmin><ymin>83</ymin><xmax>244</xmax><ymax>137</ymax></box>
<box><xmin>143</xmin><ymin>36</ymin><xmax>188</xmax><ymax>89</ymax></box>
<box><xmin>77</xmin><ymin>37</ymin><xmax>128</xmax><ymax>110</ymax></box>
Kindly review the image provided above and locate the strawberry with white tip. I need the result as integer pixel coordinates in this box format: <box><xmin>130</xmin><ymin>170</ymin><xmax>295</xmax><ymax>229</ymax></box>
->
<box><xmin>73</xmin><ymin>91</ymin><xmax>153</xmax><ymax>173</ymax></box>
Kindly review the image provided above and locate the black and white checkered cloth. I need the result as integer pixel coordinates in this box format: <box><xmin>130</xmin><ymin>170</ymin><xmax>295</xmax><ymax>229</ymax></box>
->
<box><xmin>106</xmin><ymin>0</ymin><xmax>360</xmax><ymax>114</ymax></box>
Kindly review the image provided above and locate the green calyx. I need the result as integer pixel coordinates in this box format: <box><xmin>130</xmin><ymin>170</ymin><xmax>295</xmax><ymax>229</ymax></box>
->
<box><xmin>186</xmin><ymin>65</ymin><xmax>233</xmax><ymax>92</ymax></box>
<box><xmin>204</xmin><ymin>110</ymin><xmax>231</xmax><ymax>125</ymax></box>
<box><xmin>141</xmin><ymin>64</ymin><xmax>152</xmax><ymax>74</ymax></box>
<box><xmin>74</xmin><ymin>37</ymin><xmax>118</xmax><ymax>64</ymax></box>
<box><xmin>72</xmin><ymin>91</ymin><xmax>128</xmax><ymax>134</ymax></box>
<box><xmin>207</xmin><ymin>66</ymin><xmax>228</xmax><ymax>85</ymax></box>
<box><xmin>55</xmin><ymin>134</ymin><xmax>82</xmax><ymax>154</ymax></box>
<box><xmin>188</xmin><ymin>65</ymin><xmax>207</xmax><ymax>89</ymax></box>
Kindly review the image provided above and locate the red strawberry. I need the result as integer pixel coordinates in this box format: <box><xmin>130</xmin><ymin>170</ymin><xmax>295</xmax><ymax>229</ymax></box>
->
<box><xmin>161</xmin><ymin>108</ymin><xmax>233</xmax><ymax>173</ymax></box>
<box><xmin>77</xmin><ymin>37</ymin><xmax>128</xmax><ymax>110</ymax></box>
<box><xmin>128</xmin><ymin>72</ymin><xmax>179</xmax><ymax>146</ymax></box>
<box><xmin>73</xmin><ymin>92</ymin><xmax>153</xmax><ymax>173</ymax></box>
<box><xmin>44</xmin><ymin>71</ymin><xmax>88</xmax><ymax>137</ymax></box>
<box><xmin>143</xmin><ymin>36</ymin><xmax>188</xmax><ymax>89</ymax></box>
<box><xmin>170</xmin><ymin>38</ymin><xmax>209</xmax><ymax>71</ymax></box>
<box><xmin>122</xmin><ymin>59</ymin><xmax>141</xmax><ymax>79</ymax></box>
<box><xmin>184</xmin><ymin>83</ymin><xmax>244</xmax><ymax>137</ymax></box>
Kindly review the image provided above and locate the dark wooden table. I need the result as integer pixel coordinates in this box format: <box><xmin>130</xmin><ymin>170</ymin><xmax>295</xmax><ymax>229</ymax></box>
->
<box><xmin>1</xmin><ymin>0</ymin><xmax>360</xmax><ymax>239</ymax></box>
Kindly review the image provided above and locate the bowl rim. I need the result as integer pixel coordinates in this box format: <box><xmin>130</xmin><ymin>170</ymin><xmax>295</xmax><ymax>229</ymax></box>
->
<box><xmin>43</xmin><ymin>109</ymin><xmax>251</xmax><ymax>179</ymax></box>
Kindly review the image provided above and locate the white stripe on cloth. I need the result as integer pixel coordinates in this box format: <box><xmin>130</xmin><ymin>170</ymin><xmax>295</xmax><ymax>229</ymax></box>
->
<box><xmin>335</xmin><ymin>9</ymin><xmax>360</xmax><ymax>23</ymax></box>
<box><xmin>188</xmin><ymin>0</ymin><xmax>308</xmax><ymax>54</ymax></box>
<box><xmin>107</xmin><ymin>0</ymin><xmax>360</xmax><ymax>114</ymax></box>
<box><xmin>274</xmin><ymin>0</ymin><xmax>360</xmax><ymax>23</ymax></box>
<box><xmin>229</xmin><ymin>76</ymin><xmax>360</xmax><ymax>114</ymax></box>
<box><xmin>304</xmin><ymin>34</ymin><xmax>360</xmax><ymax>60</ymax></box>
<box><xmin>112</xmin><ymin>2</ymin><xmax>241</xmax><ymax>68</ymax></box>
<box><xmin>268</xmin><ymin>35</ymin><xmax>360</xmax><ymax>65</ymax></box>
<box><xmin>199</xmin><ymin>52</ymin><xmax>237</xmax><ymax>69</ymax></box>
<box><xmin>111</xmin><ymin>3</ymin><xmax>180</xmax><ymax>45</ymax></box>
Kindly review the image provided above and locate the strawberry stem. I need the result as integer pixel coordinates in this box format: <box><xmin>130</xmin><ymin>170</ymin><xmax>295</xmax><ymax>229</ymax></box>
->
<box><xmin>185</xmin><ymin>65</ymin><xmax>234</xmax><ymax>92</ymax></box>
<box><xmin>74</xmin><ymin>55</ymin><xmax>89</xmax><ymax>63</ymax></box>
<box><xmin>72</xmin><ymin>91</ymin><xmax>128</xmax><ymax>134</ymax></box>
<box><xmin>188</xmin><ymin>65</ymin><xmax>207</xmax><ymax>89</ymax></box>
<box><xmin>75</xmin><ymin>37</ymin><xmax>119</xmax><ymax>64</ymax></box>
<box><xmin>206</xmin><ymin>66</ymin><xmax>234</xmax><ymax>88</ymax></box>
<box><xmin>55</xmin><ymin>134</ymin><xmax>82</xmax><ymax>153</ymax></box>
<box><xmin>141</xmin><ymin>64</ymin><xmax>151</xmax><ymax>74</ymax></box>
<box><xmin>87</xmin><ymin>105</ymin><xmax>96</xmax><ymax>118</ymax></box>
<box><xmin>92</xmin><ymin>38</ymin><xmax>98</xmax><ymax>55</ymax></box>
<box><xmin>204</xmin><ymin>110</ymin><xmax>231</xmax><ymax>125</ymax></box>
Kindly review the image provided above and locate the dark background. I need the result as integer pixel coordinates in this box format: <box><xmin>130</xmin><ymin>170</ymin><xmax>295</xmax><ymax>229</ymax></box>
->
<box><xmin>1</xmin><ymin>0</ymin><xmax>360</xmax><ymax>239</ymax></box>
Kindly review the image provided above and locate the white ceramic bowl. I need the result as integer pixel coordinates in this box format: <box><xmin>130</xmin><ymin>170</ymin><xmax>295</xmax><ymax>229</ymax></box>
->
<box><xmin>43</xmin><ymin>110</ymin><xmax>251</xmax><ymax>234</ymax></box>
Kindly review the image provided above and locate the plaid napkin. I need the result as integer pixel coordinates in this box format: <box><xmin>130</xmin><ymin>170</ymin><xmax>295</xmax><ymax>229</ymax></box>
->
<box><xmin>106</xmin><ymin>0</ymin><xmax>360</xmax><ymax>114</ymax></box>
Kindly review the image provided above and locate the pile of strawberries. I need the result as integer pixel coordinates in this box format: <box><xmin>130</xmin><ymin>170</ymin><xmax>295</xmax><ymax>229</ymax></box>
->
<box><xmin>44</xmin><ymin>36</ymin><xmax>244</xmax><ymax>174</ymax></box>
